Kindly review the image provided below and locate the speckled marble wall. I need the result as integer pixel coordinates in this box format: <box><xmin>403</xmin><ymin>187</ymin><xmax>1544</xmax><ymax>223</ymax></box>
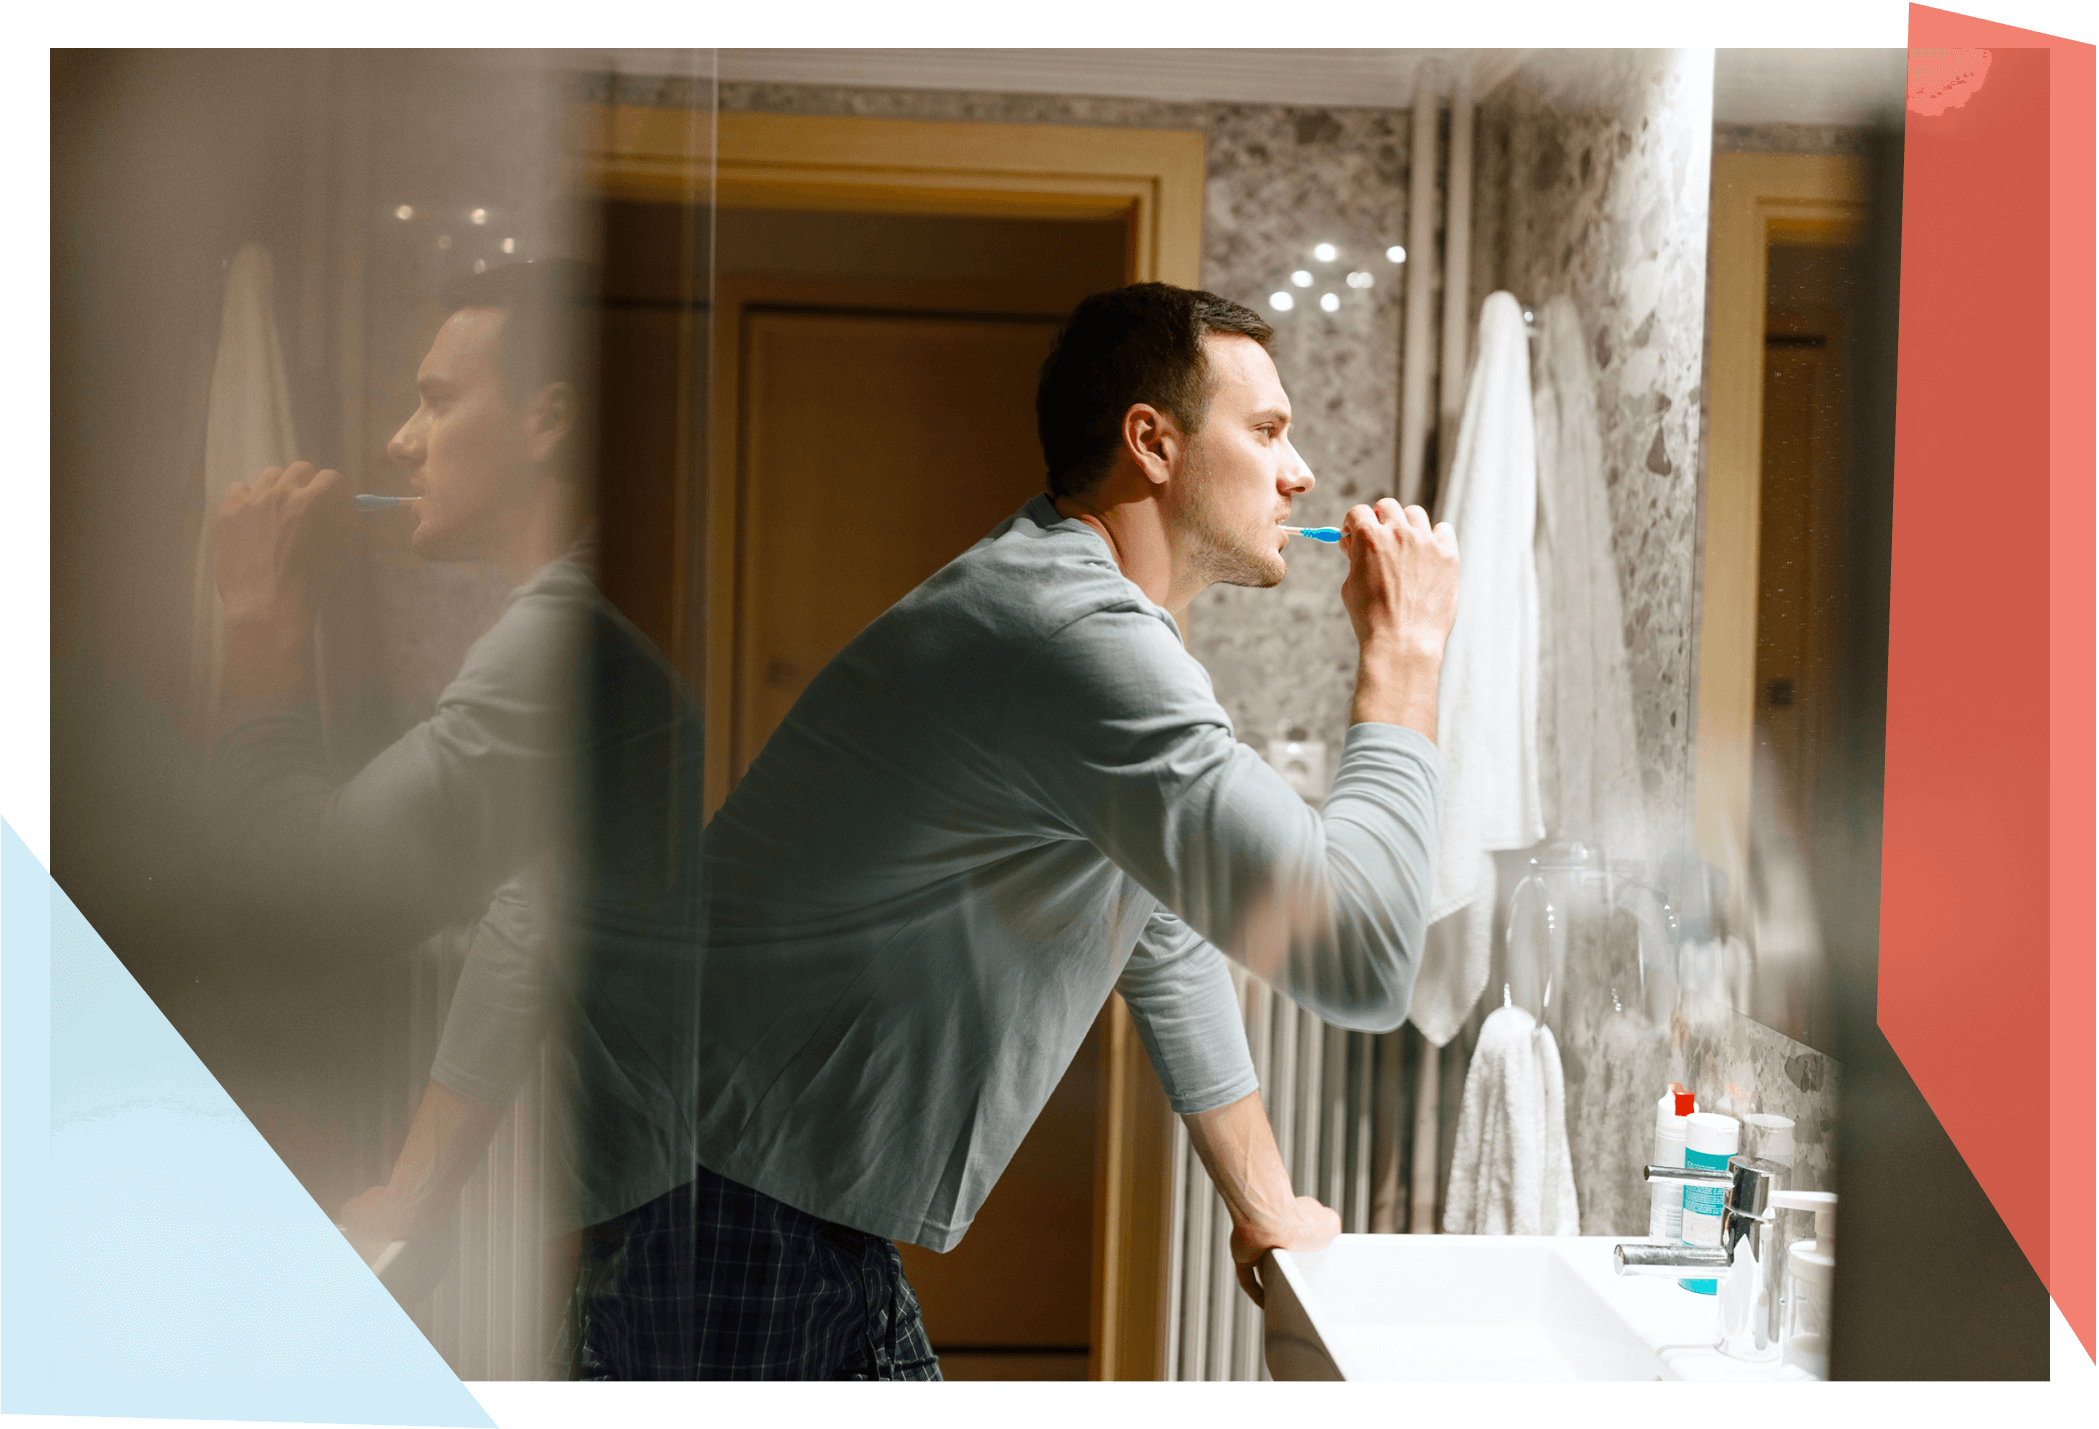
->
<box><xmin>1470</xmin><ymin>52</ymin><xmax>1842</xmax><ymax>1231</ymax></box>
<box><xmin>1474</xmin><ymin>50</ymin><xmax>1711</xmax><ymax>844</ymax></box>
<box><xmin>1548</xmin><ymin>905</ymin><xmax>1843</xmax><ymax>1235</ymax></box>
<box><xmin>614</xmin><ymin>74</ymin><xmax>1430</xmax><ymax>755</ymax></box>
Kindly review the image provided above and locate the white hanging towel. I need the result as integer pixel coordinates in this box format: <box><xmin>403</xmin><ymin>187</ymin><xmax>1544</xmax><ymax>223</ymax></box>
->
<box><xmin>1441</xmin><ymin>1004</ymin><xmax>1580</xmax><ymax>1236</ymax></box>
<box><xmin>185</xmin><ymin>242</ymin><xmax>301</xmax><ymax>742</ymax></box>
<box><xmin>1531</xmin><ymin>293</ymin><xmax>1648</xmax><ymax>864</ymax></box>
<box><xmin>1410</xmin><ymin>291</ymin><xmax>1544</xmax><ymax>1049</ymax></box>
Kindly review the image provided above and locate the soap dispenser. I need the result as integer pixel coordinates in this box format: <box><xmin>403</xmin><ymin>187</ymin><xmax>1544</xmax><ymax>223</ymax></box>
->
<box><xmin>1774</xmin><ymin>1190</ymin><xmax>1838</xmax><ymax>1378</ymax></box>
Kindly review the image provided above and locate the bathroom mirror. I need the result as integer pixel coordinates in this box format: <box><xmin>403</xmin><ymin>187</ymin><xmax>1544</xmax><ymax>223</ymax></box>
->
<box><xmin>1691</xmin><ymin>50</ymin><xmax>1905</xmax><ymax>1057</ymax></box>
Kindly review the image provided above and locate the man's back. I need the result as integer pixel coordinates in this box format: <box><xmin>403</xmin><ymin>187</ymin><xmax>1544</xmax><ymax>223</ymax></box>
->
<box><xmin>697</xmin><ymin>490</ymin><xmax>1443</xmax><ymax>1254</ymax></box>
<box><xmin>698</xmin><ymin>495</ymin><xmax>1204</xmax><ymax>1250</ymax></box>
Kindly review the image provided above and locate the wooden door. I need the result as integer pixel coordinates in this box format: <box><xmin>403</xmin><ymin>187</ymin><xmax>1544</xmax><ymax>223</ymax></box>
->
<box><xmin>1754</xmin><ymin>243</ymin><xmax>1864</xmax><ymax>851</ymax></box>
<box><xmin>733</xmin><ymin>305</ymin><xmax>1062</xmax><ymax>777</ymax></box>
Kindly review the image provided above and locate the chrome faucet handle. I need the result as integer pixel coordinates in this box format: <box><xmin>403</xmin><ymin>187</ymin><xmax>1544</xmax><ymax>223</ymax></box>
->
<box><xmin>1725</xmin><ymin>1157</ymin><xmax>1783</xmax><ymax>1220</ymax></box>
<box><xmin>1642</xmin><ymin>1156</ymin><xmax>1785</xmax><ymax>1219</ymax></box>
<box><xmin>1615</xmin><ymin>1242</ymin><xmax>1732</xmax><ymax>1277</ymax></box>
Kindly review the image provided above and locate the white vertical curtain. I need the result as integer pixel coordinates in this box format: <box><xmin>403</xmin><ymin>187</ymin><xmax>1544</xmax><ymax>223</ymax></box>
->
<box><xmin>185</xmin><ymin>241</ymin><xmax>301</xmax><ymax>742</ymax></box>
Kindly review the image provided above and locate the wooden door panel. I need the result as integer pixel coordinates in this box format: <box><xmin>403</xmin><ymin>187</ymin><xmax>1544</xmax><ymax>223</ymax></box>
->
<box><xmin>736</xmin><ymin>309</ymin><xmax>1059</xmax><ymax>777</ymax></box>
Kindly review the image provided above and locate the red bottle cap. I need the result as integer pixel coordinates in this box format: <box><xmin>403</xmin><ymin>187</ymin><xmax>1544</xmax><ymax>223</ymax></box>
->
<box><xmin>1674</xmin><ymin>1091</ymin><xmax>1697</xmax><ymax>1117</ymax></box>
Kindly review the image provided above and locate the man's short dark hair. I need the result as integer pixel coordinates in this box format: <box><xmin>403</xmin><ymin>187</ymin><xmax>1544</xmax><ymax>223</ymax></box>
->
<box><xmin>439</xmin><ymin>258</ymin><xmax>597</xmax><ymax>411</ymax></box>
<box><xmin>1036</xmin><ymin>282</ymin><xmax>1275</xmax><ymax>500</ymax></box>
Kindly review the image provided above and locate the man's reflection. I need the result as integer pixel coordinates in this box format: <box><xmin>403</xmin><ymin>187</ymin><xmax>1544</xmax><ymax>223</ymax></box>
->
<box><xmin>207</xmin><ymin>261</ymin><xmax>702</xmax><ymax>1367</ymax></box>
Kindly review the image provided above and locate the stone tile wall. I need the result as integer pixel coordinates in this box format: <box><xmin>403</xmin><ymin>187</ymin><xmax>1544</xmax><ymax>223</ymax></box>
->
<box><xmin>1470</xmin><ymin>52</ymin><xmax>1842</xmax><ymax>1231</ymax></box>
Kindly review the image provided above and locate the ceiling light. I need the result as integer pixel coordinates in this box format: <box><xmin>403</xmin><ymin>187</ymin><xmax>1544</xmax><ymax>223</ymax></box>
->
<box><xmin>394</xmin><ymin>205</ymin><xmax>414</xmax><ymax>221</ymax></box>
<box><xmin>436</xmin><ymin>235</ymin><xmax>452</xmax><ymax>250</ymax></box>
<box><xmin>1320</xmin><ymin>292</ymin><xmax>1341</xmax><ymax>313</ymax></box>
<box><xmin>1386</xmin><ymin>245</ymin><xmax>1406</xmax><ymax>263</ymax></box>
<box><xmin>1291</xmin><ymin>270</ymin><xmax>1313</xmax><ymax>288</ymax></box>
<box><xmin>1313</xmin><ymin>242</ymin><xmax>1338</xmax><ymax>261</ymax></box>
<box><xmin>1347</xmin><ymin>271</ymin><xmax>1373</xmax><ymax>289</ymax></box>
<box><xmin>501</xmin><ymin>237</ymin><xmax>515</xmax><ymax>254</ymax></box>
<box><xmin>1270</xmin><ymin>291</ymin><xmax>1295</xmax><ymax>312</ymax></box>
<box><xmin>469</xmin><ymin>208</ymin><xmax>488</xmax><ymax>225</ymax></box>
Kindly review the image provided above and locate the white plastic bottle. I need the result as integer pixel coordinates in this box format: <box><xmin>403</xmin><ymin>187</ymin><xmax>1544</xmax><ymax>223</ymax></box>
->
<box><xmin>1775</xmin><ymin>1191</ymin><xmax>1838</xmax><ymax>1378</ymax></box>
<box><xmin>1679</xmin><ymin>1111</ymin><xmax>1740</xmax><ymax>1295</ymax></box>
<box><xmin>1649</xmin><ymin>1087</ymin><xmax>1695</xmax><ymax>1240</ymax></box>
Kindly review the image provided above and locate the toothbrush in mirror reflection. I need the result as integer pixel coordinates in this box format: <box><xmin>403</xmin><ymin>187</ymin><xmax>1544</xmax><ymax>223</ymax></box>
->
<box><xmin>1283</xmin><ymin>525</ymin><xmax>1343</xmax><ymax>544</ymax></box>
<box><xmin>353</xmin><ymin>494</ymin><xmax>421</xmax><ymax>513</ymax></box>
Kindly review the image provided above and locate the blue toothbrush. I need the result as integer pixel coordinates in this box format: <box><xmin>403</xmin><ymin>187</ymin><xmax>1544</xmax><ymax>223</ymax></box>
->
<box><xmin>353</xmin><ymin>494</ymin><xmax>421</xmax><ymax>513</ymax></box>
<box><xmin>1283</xmin><ymin>525</ymin><xmax>1343</xmax><ymax>544</ymax></box>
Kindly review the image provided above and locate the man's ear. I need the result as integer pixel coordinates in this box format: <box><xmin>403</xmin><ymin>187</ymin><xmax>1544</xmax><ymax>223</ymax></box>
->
<box><xmin>1121</xmin><ymin>403</ymin><xmax>1183</xmax><ymax>487</ymax></box>
<box><xmin>524</xmin><ymin>381</ymin><xmax>577</xmax><ymax>464</ymax></box>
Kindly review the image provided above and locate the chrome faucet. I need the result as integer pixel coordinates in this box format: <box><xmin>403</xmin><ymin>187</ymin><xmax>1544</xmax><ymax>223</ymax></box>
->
<box><xmin>1615</xmin><ymin>1156</ymin><xmax>1797</xmax><ymax>1361</ymax></box>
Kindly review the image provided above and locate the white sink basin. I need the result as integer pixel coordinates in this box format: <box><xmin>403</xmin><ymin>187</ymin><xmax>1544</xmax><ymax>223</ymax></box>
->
<box><xmin>1262</xmin><ymin>1234</ymin><xmax>1799</xmax><ymax>1382</ymax></box>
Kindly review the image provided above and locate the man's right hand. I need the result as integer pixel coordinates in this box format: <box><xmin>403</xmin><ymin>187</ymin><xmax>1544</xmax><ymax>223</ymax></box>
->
<box><xmin>211</xmin><ymin>460</ymin><xmax>353</xmax><ymax>645</ymax></box>
<box><xmin>210</xmin><ymin>461</ymin><xmax>353</xmax><ymax>708</ymax></box>
<box><xmin>1339</xmin><ymin>497</ymin><xmax>1459</xmax><ymax>738</ymax></box>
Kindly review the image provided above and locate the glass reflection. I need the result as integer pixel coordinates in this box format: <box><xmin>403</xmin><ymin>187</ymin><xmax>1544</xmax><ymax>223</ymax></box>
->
<box><xmin>53</xmin><ymin>47</ymin><xmax>716</xmax><ymax>1379</ymax></box>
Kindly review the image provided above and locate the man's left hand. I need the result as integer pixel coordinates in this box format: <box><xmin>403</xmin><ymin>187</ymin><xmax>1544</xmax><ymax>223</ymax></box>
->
<box><xmin>1229</xmin><ymin>1194</ymin><xmax>1341</xmax><ymax>1307</ymax></box>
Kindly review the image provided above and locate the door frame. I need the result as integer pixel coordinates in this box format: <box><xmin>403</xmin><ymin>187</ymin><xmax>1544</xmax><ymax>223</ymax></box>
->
<box><xmin>1696</xmin><ymin>152</ymin><xmax>1867</xmax><ymax>923</ymax></box>
<box><xmin>589</xmin><ymin>106</ymin><xmax>1207</xmax><ymax>1381</ymax></box>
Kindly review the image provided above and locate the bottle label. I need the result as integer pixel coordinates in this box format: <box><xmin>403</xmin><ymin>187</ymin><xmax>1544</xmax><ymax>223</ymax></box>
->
<box><xmin>1678</xmin><ymin>1145</ymin><xmax>1731</xmax><ymax>1294</ymax></box>
<box><xmin>1649</xmin><ymin>1183</ymin><xmax>1683</xmax><ymax>1239</ymax></box>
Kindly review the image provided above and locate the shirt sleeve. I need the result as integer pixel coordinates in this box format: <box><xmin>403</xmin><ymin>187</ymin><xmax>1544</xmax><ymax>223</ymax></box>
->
<box><xmin>428</xmin><ymin>868</ymin><xmax>558</xmax><ymax>1110</ymax></box>
<box><xmin>1116</xmin><ymin>907</ymin><xmax>1260</xmax><ymax>1115</ymax></box>
<box><xmin>1004</xmin><ymin>606</ymin><xmax>1443</xmax><ymax>1033</ymax></box>
<box><xmin>209</xmin><ymin>584</ymin><xmax>580</xmax><ymax>949</ymax></box>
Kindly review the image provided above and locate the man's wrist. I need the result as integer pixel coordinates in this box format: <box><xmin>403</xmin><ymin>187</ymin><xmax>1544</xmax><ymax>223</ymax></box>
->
<box><xmin>1356</xmin><ymin>634</ymin><xmax>1443</xmax><ymax>681</ymax></box>
<box><xmin>221</xmin><ymin>615</ymin><xmax>313</xmax><ymax>703</ymax></box>
<box><xmin>1351</xmin><ymin>641</ymin><xmax>1441</xmax><ymax>736</ymax></box>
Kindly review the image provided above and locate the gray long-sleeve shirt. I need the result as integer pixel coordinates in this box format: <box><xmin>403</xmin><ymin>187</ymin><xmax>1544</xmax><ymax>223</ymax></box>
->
<box><xmin>212</xmin><ymin>553</ymin><xmax>706</xmax><ymax>1229</ymax></box>
<box><xmin>696</xmin><ymin>495</ymin><xmax>1442</xmax><ymax>1251</ymax></box>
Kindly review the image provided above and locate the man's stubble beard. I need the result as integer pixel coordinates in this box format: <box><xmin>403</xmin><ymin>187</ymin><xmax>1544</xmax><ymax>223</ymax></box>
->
<box><xmin>1177</xmin><ymin>445</ymin><xmax>1286</xmax><ymax>591</ymax></box>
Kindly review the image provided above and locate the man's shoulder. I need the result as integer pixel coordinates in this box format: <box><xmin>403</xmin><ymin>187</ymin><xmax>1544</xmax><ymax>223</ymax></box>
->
<box><xmin>917</xmin><ymin>496</ymin><xmax>1167</xmax><ymax>638</ymax></box>
<box><xmin>439</xmin><ymin>555</ymin><xmax>596</xmax><ymax>710</ymax></box>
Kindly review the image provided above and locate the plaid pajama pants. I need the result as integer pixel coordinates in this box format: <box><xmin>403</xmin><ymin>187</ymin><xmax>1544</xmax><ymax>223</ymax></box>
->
<box><xmin>569</xmin><ymin>1162</ymin><xmax>942</xmax><ymax>1380</ymax></box>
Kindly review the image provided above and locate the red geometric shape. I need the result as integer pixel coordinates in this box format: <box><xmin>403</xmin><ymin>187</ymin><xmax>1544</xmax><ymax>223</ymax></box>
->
<box><xmin>1905</xmin><ymin>46</ymin><xmax>1994</xmax><ymax>115</ymax></box>
<box><xmin>1884</xmin><ymin>5</ymin><xmax>2096</xmax><ymax>1365</ymax></box>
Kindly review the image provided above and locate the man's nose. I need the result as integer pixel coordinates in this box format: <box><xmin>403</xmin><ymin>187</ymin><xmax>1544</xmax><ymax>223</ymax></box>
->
<box><xmin>1282</xmin><ymin>441</ymin><xmax>1315</xmax><ymax>494</ymax></box>
<box><xmin>386</xmin><ymin>419</ymin><xmax>420</xmax><ymax>469</ymax></box>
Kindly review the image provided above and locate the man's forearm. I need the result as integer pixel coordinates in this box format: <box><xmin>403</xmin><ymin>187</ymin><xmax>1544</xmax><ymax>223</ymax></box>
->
<box><xmin>1184</xmin><ymin>1089</ymin><xmax>1339</xmax><ymax>1304</ymax></box>
<box><xmin>350</xmin><ymin>1079</ymin><xmax>502</xmax><ymax>1241</ymax></box>
<box><xmin>218</xmin><ymin>615</ymin><xmax>314</xmax><ymax>720</ymax></box>
<box><xmin>1350</xmin><ymin>641</ymin><xmax>1441</xmax><ymax>741</ymax></box>
<box><xmin>1183</xmin><ymin>1090</ymin><xmax>1300</xmax><ymax>1234</ymax></box>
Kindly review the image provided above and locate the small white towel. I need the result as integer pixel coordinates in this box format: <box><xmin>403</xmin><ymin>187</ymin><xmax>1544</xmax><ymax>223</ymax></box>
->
<box><xmin>1441</xmin><ymin>1004</ymin><xmax>1580</xmax><ymax>1236</ymax></box>
<box><xmin>185</xmin><ymin>241</ymin><xmax>302</xmax><ymax>742</ymax></box>
<box><xmin>1531</xmin><ymin>293</ymin><xmax>1647</xmax><ymax>864</ymax></box>
<box><xmin>1411</xmin><ymin>291</ymin><xmax>1544</xmax><ymax>1049</ymax></box>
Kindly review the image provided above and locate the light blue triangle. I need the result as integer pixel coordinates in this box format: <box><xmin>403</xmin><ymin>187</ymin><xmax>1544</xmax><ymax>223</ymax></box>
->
<box><xmin>2</xmin><ymin>818</ymin><xmax>495</xmax><ymax>1425</ymax></box>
